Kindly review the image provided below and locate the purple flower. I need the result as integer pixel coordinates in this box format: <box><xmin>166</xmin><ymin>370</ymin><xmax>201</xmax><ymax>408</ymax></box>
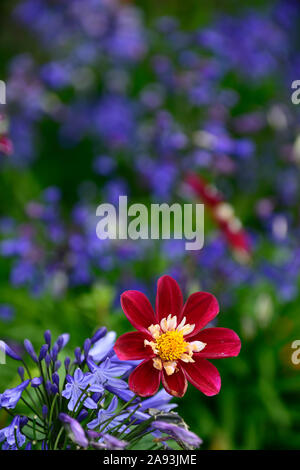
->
<box><xmin>24</xmin><ymin>339</ymin><xmax>38</xmax><ymax>363</ymax></box>
<box><xmin>83</xmin><ymin>339</ymin><xmax>91</xmax><ymax>358</ymax></box>
<box><xmin>105</xmin><ymin>386</ymin><xmax>135</xmax><ymax>403</ymax></box>
<box><xmin>0</xmin><ymin>304</ymin><xmax>15</xmax><ymax>322</ymax></box>
<box><xmin>0</xmin><ymin>380</ymin><xmax>30</xmax><ymax>409</ymax></box>
<box><xmin>38</xmin><ymin>344</ymin><xmax>49</xmax><ymax>361</ymax></box>
<box><xmin>62</xmin><ymin>368</ymin><xmax>97</xmax><ymax>411</ymax></box>
<box><xmin>91</xmin><ymin>327</ymin><xmax>107</xmax><ymax>345</ymax></box>
<box><xmin>0</xmin><ymin>341</ymin><xmax>22</xmax><ymax>361</ymax></box>
<box><xmin>31</xmin><ymin>377</ymin><xmax>43</xmax><ymax>388</ymax></box>
<box><xmin>152</xmin><ymin>421</ymin><xmax>202</xmax><ymax>448</ymax></box>
<box><xmin>93</xmin><ymin>155</ymin><xmax>116</xmax><ymax>176</ymax></box>
<box><xmin>40</xmin><ymin>62</ymin><xmax>71</xmax><ymax>90</ymax></box>
<box><xmin>42</xmin><ymin>186</ymin><xmax>61</xmax><ymax>204</ymax></box>
<box><xmin>55</xmin><ymin>333</ymin><xmax>70</xmax><ymax>352</ymax></box>
<box><xmin>89</xmin><ymin>331</ymin><xmax>116</xmax><ymax>362</ymax></box>
<box><xmin>0</xmin><ymin>415</ymin><xmax>27</xmax><ymax>448</ymax></box>
<box><xmin>42</xmin><ymin>405</ymin><xmax>48</xmax><ymax>419</ymax></box>
<box><xmin>86</xmin><ymin>357</ymin><xmax>130</xmax><ymax>392</ymax></box>
<box><xmin>87</xmin><ymin>396</ymin><xmax>121</xmax><ymax>431</ymax></box>
<box><xmin>44</xmin><ymin>330</ymin><xmax>51</xmax><ymax>347</ymax></box>
<box><xmin>140</xmin><ymin>389</ymin><xmax>177</xmax><ymax>413</ymax></box>
<box><xmin>94</xmin><ymin>95</ymin><xmax>135</xmax><ymax>147</ymax></box>
<box><xmin>59</xmin><ymin>414</ymin><xmax>88</xmax><ymax>448</ymax></box>
<box><xmin>77</xmin><ymin>409</ymin><xmax>89</xmax><ymax>423</ymax></box>
<box><xmin>100</xmin><ymin>433</ymin><xmax>128</xmax><ymax>450</ymax></box>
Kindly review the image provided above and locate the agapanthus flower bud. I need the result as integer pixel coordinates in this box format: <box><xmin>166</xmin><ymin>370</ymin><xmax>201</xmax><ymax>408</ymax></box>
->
<box><xmin>87</xmin><ymin>430</ymin><xmax>100</xmax><ymax>440</ymax></box>
<box><xmin>84</xmin><ymin>339</ymin><xmax>91</xmax><ymax>358</ymax></box>
<box><xmin>91</xmin><ymin>327</ymin><xmax>107</xmax><ymax>344</ymax></box>
<box><xmin>52</xmin><ymin>372</ymin><xmax>59</xmax><ymax>387</ymax></box>
<box><xmin>24</xmin><ymin>339</ymin><xmax>38</xmax><ymax>363</ymax></box>
<box><xmin>92</xmin><ymin>392</ymin><xmax>102</xmax><ymax>404</ymax></box>
<box><xmin>77</xmin><ymin>409</ymin><xmax>89</xmax><ymax>422</ymax></box>
<box><xmin>56</xmin><ymin>333</ymin><xmax>70</xmax><ymax>352</ymax></box>
<box><xmin>39</xmin><ymin>344</ymin><xmax>49</xmax><ymax>361</ymax></box>
<box><xmin>1</xmin><ymin>341</ymin><xmax>22</xmax><ymax>361</ymax></box>
<box><xmin>56</xmin><ymin>338</ymin><xmax>63</xmax><ymax>351</ymax></box>
<box><xmin>152</xmin><ymin>421</ymin><xmax>202</xmax><ymax>448</ymax></box>
<box><xmin>31</xmin><ymin>377</ymin><xmax>43</xmax><ymax>388</ymax></box>
<box><xmin>44</xmin><ymin>330</ymin><xmax>51</xmax><ymax>347</ymax></box>
<box><xmin>54</xmin><ymin>360</ymin><xmax>61</xmax><ymax>371</ymax></box>
<box><xmin>64</xmin><ymin>357</ymin><xmax>71</xmax><ymax>371</ymax></box>
<box><xmin>45</xmin><ymin>354</ymin><xmax>51</xmax><ymax>368</ymax></box>
<box><xmin>100</xmin><ymin>433</ymin><xmax>128</xmax><ymax>450</ymax></box>
<box><xmin>59</xmin><ymin>413</ymin><xmax>88</xmax><ymax>448</ymax></box>
<box><xmin>51</xmin><ymin>344</ymin><xmax>58</xmax><ymax>362</ymax></box>
<box><xmin>19</xmin><ymin>416</ymin><xmax>28</xmax><ymax>428</ymax></box>
<box><xmin>45</xmin><ymin>380</ymin><xmax>52</xmax><ymax>395</ymax></box>
<box><xmin>42</xmin><ymin>405</ymin><xmax>48</xmax><ymax>419</ymax></box>
<box><xmin>51</xmin><ymin>384</ymin><xmax>59</xmax><ymax>395</ymax></box>
<box><xmin>74</xmin><ymin>347</ymin><xmax>82</xmax><ymax>364</ymax></box>
<box><xmin>18</xmin><ymin>367</ymin><xmax>25</xmax><ymax>380</ymax></box>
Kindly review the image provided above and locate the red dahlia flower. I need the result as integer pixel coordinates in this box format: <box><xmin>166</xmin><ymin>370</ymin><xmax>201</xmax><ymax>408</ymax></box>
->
<box><xmin>114</xmin><ymin>275</ymin><xmax>241</xmax><ymax>397</ymax></box>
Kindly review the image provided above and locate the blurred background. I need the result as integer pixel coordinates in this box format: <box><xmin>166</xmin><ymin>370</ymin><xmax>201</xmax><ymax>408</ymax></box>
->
<box><xmin>0</xmin><ymin>0</ymin><xmax>300</xmax><ymax>449</ymax></box>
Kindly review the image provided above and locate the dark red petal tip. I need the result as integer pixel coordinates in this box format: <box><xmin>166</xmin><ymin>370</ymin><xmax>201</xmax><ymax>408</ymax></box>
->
<box><xmin>155</xmin><ymin>275</ymin><xmax>184</xmax><ymax>322</ymax></box>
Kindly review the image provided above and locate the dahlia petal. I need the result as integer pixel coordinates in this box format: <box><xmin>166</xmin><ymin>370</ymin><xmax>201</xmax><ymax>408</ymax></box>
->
<box><xmin>114</xmin><ymin>332</ymin><xmax>154</xmax><ymax>360</ymax></box>
<box><xmin>182</xmin><ymin>292</ymin><xmax>219</xmax><ymax>337</ymax></box>
<box><xmin>191</xmin><ymin>328</ymin><xmax>241</xmax><ymax>359</ymax></box>
<box><xmin>121</xmin><ymin>291</ymin><xmax>156</xmax><ymax>331</ymax></box>
<box><xmin>162</xmin><ymin>366</ymin><xmax>187</xmax><ymax>398</ymax></box>
<box><xmin>182</xmin><ymin>357</ymin><xmax>221</xmax><ymax>396</ymax></box>
<box><xmin>129</xmin><ymin>360</ymin><xmax>161</xmax><ymax>397</ymax></box>
<box><xmin>156</xmin><ymin>275</ymin><xmax>183</xmax><ymax>323</ymax></box>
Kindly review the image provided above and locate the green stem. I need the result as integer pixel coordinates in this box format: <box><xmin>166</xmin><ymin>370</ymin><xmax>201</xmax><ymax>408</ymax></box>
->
<box><xmin>21</xmin><ymin>396</ymin><xmax>43</xmax><ymax>421</ymax></box>
<box><xmin>71</xmin><ymin>385</ymin><xmax>91</xmax><ymax>417</ymax></box>
<box><xmin>22</xmin><ymin>360</ymin><xmax>32</xmax><ymax>380</ymax></box>
<box><xmin>53</xmin><ymin>427</ymin><xmax>65</xmax><ymax>450</ymax></box>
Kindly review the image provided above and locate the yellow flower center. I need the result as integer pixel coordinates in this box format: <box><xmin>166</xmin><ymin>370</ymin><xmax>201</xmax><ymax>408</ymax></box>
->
<box><xmin>155</xmin><ymin>330</ymin><xmax>188</xmax><ymax>362</ymax></box>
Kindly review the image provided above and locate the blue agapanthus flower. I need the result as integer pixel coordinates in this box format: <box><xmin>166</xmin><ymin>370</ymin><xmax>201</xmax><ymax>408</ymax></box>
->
<box><xmin>0</xmin><ymin>327</ymin><xmax>199</xmax><ymax>450</ymax></box>
<box><xmin>62</xmin><ymin>369</ymin><xmax>98</xmax><ymax>412</ymax></box>
<box><xmin>0</xmin><ymin>380</ymin><xmax>30</xmax><ymax>409</ymax></box>
<box><xmin>0</xmin><ymin>415</ymin><xmax>27</xmax><ymax>449</ymax></box>
<box><xmin>86</xmin><ymin>357</ymin><xmax>131</xmax><ymax>392</ymax></box>
<box><xmin>88</xmin><ymin>396</ymin><xmax>121</xmax><ymax>431</ymax></box>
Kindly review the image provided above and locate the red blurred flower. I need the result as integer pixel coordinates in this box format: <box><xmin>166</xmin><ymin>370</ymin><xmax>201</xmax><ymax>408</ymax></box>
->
<box><xmin>184</xmin><ymin>172</ymin><xmax>251</xmax><ymax>260</ymax></box>
<box><xmin>0</xmin><ymin>114</ymin><xmax>13</xmax><ymax>156</ymax></box>
<box><xmin>0</xmin><ymin>135</ymin><xmax>13</xmax><ymax>156</ymax></box>
<box><xmin>114</xmin><ymin>275</ymin><xmax>241</xmax><ymax>398</ymax></box>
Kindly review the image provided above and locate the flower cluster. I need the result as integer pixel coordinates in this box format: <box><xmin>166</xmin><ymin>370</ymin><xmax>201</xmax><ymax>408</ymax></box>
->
<box><xmin>0</xmin><ymin>325</ymin><xmax>202</xmax><ymax>450</ymax></box>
